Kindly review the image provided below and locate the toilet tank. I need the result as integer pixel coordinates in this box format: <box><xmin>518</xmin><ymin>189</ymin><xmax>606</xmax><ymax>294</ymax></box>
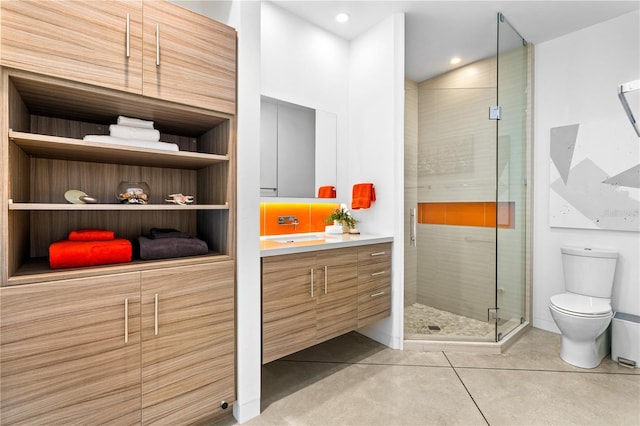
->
<box><xmin>561</xmin><ymin>247</ymin><xmax>617</xmax><ymax>298</ymax></box>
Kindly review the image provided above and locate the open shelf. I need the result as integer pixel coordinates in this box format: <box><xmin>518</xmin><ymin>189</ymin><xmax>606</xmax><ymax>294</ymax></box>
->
<box><xmin>4</xmin><ymin>70</ymin><xmax>235</xmax><ymax>282</ymax></box>
<box><xmin>9</xmin><ymin>202</ymin><xmax>229</xmax><ymax>211</ymax></box>
<box><xmin>10</xmin><ymin>130</ymin><xmax>228</xmax><ymax>169</ymax></box>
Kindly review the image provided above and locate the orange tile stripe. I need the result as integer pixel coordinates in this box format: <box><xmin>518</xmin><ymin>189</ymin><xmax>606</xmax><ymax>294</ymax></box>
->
<box><xmin>418</xmin><ymin>202</ymin><xmax>515</xmax><ymax>228</ymax></box>
<box><xmin>260</xmin><ymin>202</ymin><xmax>340</xmax><ymax>236</ymax></box>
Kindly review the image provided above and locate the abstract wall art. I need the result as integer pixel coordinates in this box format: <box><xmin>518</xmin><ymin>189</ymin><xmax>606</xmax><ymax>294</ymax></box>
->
<box><xmin>549</xmin><ymin>123</ymin><xmax>639</xmax><ymax>232</ymax></box>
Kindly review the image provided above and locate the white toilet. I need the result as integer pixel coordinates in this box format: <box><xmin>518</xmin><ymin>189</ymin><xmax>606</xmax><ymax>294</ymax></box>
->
<box><xmin>549</xmin><ymin>246</ymin><xmax>618</xmax><ymax>368</ymax></box>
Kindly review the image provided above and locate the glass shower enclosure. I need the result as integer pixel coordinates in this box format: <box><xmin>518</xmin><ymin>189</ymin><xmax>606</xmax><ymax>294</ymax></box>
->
<box><xmin>404</xmin><ymin>13</ymin><xmax>529</xmax><ymax>342</ymax></box>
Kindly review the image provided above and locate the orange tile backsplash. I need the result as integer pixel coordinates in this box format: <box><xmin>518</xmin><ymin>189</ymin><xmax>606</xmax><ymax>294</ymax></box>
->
<box><xmin>260</xmin><ymin>202</ymin><xmax>340</xmax><ymax>236</ymax></box>
<box><xmin>418</xmin><ymin>202</ymin><xmax>515</xmax><ymax>228</ymax></box>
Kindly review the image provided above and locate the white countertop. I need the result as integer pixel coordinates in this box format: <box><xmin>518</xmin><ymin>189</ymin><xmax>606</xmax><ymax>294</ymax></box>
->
<box><xmin>260</xmin><ymin>232</ymin><xmax>393</xmax><ymax>257</ymax></box>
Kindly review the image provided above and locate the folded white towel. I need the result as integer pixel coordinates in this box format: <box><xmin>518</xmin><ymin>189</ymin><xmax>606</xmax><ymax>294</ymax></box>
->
<box><xmin>83</xmin><ymin>135</ymin><xmax>179</xmax><ymax>151</ymax></box>
<box><xmin>117</xmin><ymin>115</ymin><xmax>155</xmax><ymax>129</ymax></box>
<box><xmin>109</xmin><ymin>124</ymin><xmax>160</xmax><ymax>142</ymax></box>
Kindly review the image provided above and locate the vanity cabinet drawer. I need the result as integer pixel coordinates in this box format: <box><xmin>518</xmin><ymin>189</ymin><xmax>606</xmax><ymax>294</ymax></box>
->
<box><xmin>357</xmin><ymin>243</ymin><xmax>391</xmax><ymax>327</ymax></box>
<box><xmin>357</xmin><ymin>243</ymin><xmax>392</xmax><ymax>294</ymax></box>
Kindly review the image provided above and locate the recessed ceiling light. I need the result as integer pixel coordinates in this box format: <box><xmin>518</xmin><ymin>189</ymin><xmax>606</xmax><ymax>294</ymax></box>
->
<box><xmin>336</xmin><ymin>12</ymin><xmax>350</xmax><ymax>23</ymax></box>
<box><xmin>450</xmin><ymin>57</ymin><xmax>462</xmax><ymax>65</ymax></box>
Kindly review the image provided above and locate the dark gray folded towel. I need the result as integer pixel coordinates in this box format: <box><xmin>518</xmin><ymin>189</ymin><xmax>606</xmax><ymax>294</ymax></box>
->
<box><xmin>137</xmin><ymin>236</ymin><xmax>209</xmax><ymax>260</ymax></box>
<box><xmin>149</xmin><ymin>228</ymin><xmax>191</xmax><ymax>239</ymax></box>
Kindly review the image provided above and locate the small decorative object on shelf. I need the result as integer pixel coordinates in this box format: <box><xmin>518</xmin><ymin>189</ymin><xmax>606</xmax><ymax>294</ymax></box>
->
<box><xmin>64</xmin><ymin>189</ymin><xmax>98</xmax><ymax>204</ymax></box>
<box><xmin>117</xmin><ymin>181</ymin><xmax>150</xmax><ymax>204</ymax></box>
<box><xmin>325</xmin><ymin>204</ymin><xmax>357</xmax><ymax>233</ymax></box>
<box><xmin>165</xmin><ymin>193</ymin><xmax>195</xmax><ymax>205</ymax></box>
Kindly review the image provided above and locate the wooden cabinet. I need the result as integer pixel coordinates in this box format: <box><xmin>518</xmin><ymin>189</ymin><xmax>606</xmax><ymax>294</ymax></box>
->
<box><xmin>0</xmin><ymin>273</ymin><xmax>142</xmax><ymax>425</ymax></box>
<box><xmin>140</xmin><ymin>262</ymin><xmax>235</xmax><ymax>425</ymax></box>
<box><xmin>0</xmin><ymin>0</ymin><xmax>236</xmax><ymax>114</ymax></box>
<box><xmin>262</xmin><ymin>247</ymin><xmax>358</xmax><ymax>363</ymax></box>
<box><xmin>0</xmin><ymin>1</ymin><xmax>236</xmax><ymax>423</ymax></box>
<box><xmin>262</xmin><ymin>244</ymin><xmax>389</xmax><ymax>363</ymax></box>
<box><xmin>262</xmin><ymin>251</ymin><xmax>319</xmax><ymax>364</ymax></box>
<box><xmin>0</xmin><ymin>262</ymin><xmax>234</xmax><ymax>425</ymax></box>
<box><xmin>357</xmin><ymin>243</ymin><xmax>392</xmax><ymax>327</ymax></box>
<box><xmin>315</xmin><ymin>248</ymin><xmax>358</xmax><ymax>342</ymax></box>
<box><xmin>1</xmin><ymin>0</ymin><xmax>144</xmax><ymax>94</ymax></box>
<box><xmin>142</xmin><ymin>1</ymin><xmax>236</xmax><ymax>114</ymax></box>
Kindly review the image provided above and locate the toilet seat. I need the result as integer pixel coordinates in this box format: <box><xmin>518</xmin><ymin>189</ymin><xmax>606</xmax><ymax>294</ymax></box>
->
<box><xmin>550</xmin><ymin>293</ymin><xmax>612</xmax><ymax>318</ymax></box>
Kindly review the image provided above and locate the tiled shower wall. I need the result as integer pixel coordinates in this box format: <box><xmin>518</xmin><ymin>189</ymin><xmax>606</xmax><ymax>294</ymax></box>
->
<box><xmin>406</xmin><ymin>49</ymin><xmax>527</xmax><ymax>324</ymax></box>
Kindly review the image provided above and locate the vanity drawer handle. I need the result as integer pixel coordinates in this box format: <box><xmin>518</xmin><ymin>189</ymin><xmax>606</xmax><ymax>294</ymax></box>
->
<box><xmin>370</xmin><ymin>251</ymin><xmax>386</xmax><ymax>257</ymax></box>
<box><xmin>371</xmin><ymin>271</ymin><xmax>386</xmax><ymax>277</ymax></box>
<box><xmin>310</xmin><ymin>268</ymin><xmax>315</xmax><ymax>298</ymax></box>
<box><xmin>370</xmin><ymin>291</ymin><xmax>386</xmax><ymax>298</ymax></box>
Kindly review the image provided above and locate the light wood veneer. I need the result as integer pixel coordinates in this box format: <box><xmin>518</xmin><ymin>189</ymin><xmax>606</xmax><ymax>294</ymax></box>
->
<box><xmin>262</xmin><ymin>244</ymin><xmax>391</xmax><ymax>364</ymax></box>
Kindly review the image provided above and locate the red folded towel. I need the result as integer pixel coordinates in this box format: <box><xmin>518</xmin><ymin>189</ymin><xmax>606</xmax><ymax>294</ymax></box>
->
<box><xmin>68</xmin><ymin>229</ymin><xmax>115</xmax><ymax>241</ymax></box>
<box><xmin>318</xmin><ymin>186</ymin><xmax>336</xmax><ymax>198</ymax></box>
<box><xmin>351</xmin><ymin>183</ymin><xmax>376</xmax><ymax>210</ymax></box>
<box><xmin>49</xmin><ymin>239</ymin><xmax>132</xmax><ymax>269</ymax></box>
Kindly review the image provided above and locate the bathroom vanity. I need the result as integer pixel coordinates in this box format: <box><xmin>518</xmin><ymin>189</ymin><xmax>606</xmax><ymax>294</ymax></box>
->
<box><xmin>260</xmin><ymin>234</ymin><xmax>392</xmax><ymax>363</ymax></box>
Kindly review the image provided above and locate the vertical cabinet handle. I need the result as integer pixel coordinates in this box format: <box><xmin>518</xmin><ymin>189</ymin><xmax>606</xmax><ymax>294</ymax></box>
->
<box><xmin>154</xmin><ymin>293</ymin><xmax>159</xmax><ymax>336</ymax></box>
<box><xmin>324</xmin><ymin>266</ymin><xmax>328</xmax><ymax>294</ymax></box>
<box><xmin>124</xmin><ymin>298</ymin><xmax>129</xmax><ymax>343</ymax></box>
<box><xmin>125</xmin><ymin>13</ymin><xmax>130</xmax><ymax>58</ymax></box>
<box><xmin>310</xmin><ymin>269</ymin><xmax>314</xmax><ymax>298</ymax></box>
<box><xmin>155</xmin><ymin>24</ymin><xmax>160</xmax><ymax>66</ymax></box>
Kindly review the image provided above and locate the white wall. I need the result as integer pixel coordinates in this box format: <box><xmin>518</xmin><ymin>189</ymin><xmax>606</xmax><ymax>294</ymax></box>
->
<box><xmin>261</xmin><ymin>2</ymin><xmax>350</xmax><ymax>199</ymax></box>
<box><xmin>533</xmin><ymin>10</ymin><xmax>640</xmax><ymax>332</ymax></box>
<box><xmin>348</xmin><ymin>13</ymin><xmax>405</xmax><ymax>349</ymax></box>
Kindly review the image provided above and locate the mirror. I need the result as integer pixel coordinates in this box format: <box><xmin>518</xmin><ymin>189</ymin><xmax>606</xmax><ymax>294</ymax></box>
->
<box><xmin>260</xmin><ymin>96</ymin><xmax>337</xmax><ymax>198</ymax></box>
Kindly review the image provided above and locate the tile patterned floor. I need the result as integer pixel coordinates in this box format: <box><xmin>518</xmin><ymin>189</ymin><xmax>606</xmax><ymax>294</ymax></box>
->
<box><xmin>404</xmin><ymin>303</ymin><xmax>495</xmax><ymax>339</ymax></box>
<box><xmin>217</xmin><ymin>328</ymin><xmax>640</xmax><ymax>426</ymax></box>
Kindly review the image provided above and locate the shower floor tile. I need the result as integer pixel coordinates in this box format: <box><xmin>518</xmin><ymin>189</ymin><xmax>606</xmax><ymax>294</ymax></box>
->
<box><xmin>404</xmin><ymin>303</ymin><xmax>494</xmax><ymax>339</ymax></box>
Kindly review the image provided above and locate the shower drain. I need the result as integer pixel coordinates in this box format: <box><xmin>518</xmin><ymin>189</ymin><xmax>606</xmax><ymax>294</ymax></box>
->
<box><xmin>427</xmin><ymin>325</ymin><xmax>441</xmax><ymax>331</ymax></box>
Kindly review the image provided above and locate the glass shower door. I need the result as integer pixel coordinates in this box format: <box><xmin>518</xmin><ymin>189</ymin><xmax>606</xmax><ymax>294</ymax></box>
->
<box><xmin>495</xmin><ymin>13</ymin><xmax>528</xmax><ymax>340</ymax></box>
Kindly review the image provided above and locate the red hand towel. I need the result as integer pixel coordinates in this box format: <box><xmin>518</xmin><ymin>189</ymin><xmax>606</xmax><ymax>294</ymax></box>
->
<box><xmin>318</xmin><ymin>186</ymin><xmax>336</xmax><ymax>198</ymax></box>
<box><xmin>351</xmin><ymin>183</ymin><xmax>376</xmax><ymax>210</ymax></box>
<box><xmin>49</xmin><ymin>239</ymin><xmax>132</xmax><ymax>269</ymax></box>
<box><xmin>68</xmin><ymin>229</ymin><xmax>115</xmax><ymax>241</ymax></box>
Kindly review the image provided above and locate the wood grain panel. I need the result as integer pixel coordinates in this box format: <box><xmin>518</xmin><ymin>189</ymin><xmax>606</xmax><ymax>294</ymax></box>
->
<box><xmin>1</xmin><ymin>0</ymin><xmax>144</xmax><ymax>94</ymax></box>
<box><xmin>140</xmin><ymin>261</ymin><xmax>235</xmax><ymax>424</ymax></box>
<box><xmin>262</xmin><ymin>252</ymin><xmax>317</xmax><ymax>363</ymax></box>
<box><xmin>357</xmin><ymin>243</ymin><xmax>392</xmax><ymax>325</ymax></box>
<box><xmin>358</xmin><ymin>284</ymin><xmax>391</xmax><ymax>327</ymax></box>
<box><xmin>0</xmin><ymin>273</ymin><xmax>142</xmax><ymax>425</ymax></box>
<box><xmin>316</xmin><ymin>247</ymin><xmax>358</xmax><ymax>342</ymax></box>
<box><xmin>142</xmin><ymin>0</ymin><xmax>236</xmax><ymax>114</ymax></box>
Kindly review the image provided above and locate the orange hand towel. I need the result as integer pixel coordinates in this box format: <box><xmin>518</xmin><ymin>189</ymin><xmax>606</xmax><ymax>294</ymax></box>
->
<box><xmin>318</xmin><ymin>186</ymin><xmax>336</xmax><ymax>198</ymax></box>
<box><xmin>351</xmin><ymin>183</ymin><xmax>376</xmax><ymax>210</ymax></box>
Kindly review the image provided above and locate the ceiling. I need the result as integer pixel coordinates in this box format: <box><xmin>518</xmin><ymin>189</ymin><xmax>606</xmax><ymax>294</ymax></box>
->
<box><xmin>270</xmin><ymin>1</ymin><xmax>640</xmax><ymax>82</ymax></box>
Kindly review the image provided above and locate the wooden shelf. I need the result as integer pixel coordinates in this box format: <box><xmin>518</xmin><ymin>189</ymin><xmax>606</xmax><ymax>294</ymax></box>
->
<box><xmin>8</xmin><ymin>202</ymin><xmax>229</xmax><ymax>211</ymax></box>
<box><xmin>10</xmin><ymin>130</ymin><xmax>228</xmax><ymax>169</ymax></box>
<box><xmin>6</xmin><ymin>253</ymin><xmax>231</xmax><ymax>286</ymax></box>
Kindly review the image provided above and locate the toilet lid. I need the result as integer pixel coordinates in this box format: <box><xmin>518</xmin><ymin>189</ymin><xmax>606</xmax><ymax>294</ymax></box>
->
<box><xmin>550</xmin><ymin>293</ymin><xmax>611</xmax><ymax>316</ymax></box>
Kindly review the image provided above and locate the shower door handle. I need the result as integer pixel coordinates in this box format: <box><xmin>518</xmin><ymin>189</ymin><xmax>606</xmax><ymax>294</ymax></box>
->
<box><xmin>410</xmin><ymin>207</ymin><xmax>417</xmax><ymax>247</ymax></box>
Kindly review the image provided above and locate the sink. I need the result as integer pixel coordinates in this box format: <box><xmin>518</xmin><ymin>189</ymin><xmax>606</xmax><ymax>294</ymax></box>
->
<box><xmin>264</xmin><ymin>233</ymin><xmax>326</xmax><ymax>243</ymax></box>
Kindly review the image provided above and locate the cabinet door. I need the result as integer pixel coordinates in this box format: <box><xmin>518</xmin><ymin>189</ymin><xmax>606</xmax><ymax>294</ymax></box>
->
<box><xmin>316</xmin><ymin>247</ymin><xmax>358</xmax><ymax>342</ymax></box>
<box><xmin>262</xmin><ymin>252</ymin><xmax>317</xmax><ymax>364</ymax></box>
<box><xmin>142</xmin><ymin>0</ymin><xmax>236</xmax><ymax>114</ymax></box>
<box><xmin>140</xmin><ymin>261</ymin><xmax>235</xmax><ymax>425</ymax></box>
<box><xmin>0</xmin><ymin>0</ymin><xmax>143</xmax><ymax>93</ymax></box>
<box><xmin>0</xmin><ymin>273</ymin><xmax>141</xmax><ymax>425</ymax></box>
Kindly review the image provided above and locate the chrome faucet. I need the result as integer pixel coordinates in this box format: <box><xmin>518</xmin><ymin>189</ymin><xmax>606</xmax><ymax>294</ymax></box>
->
<box><xmin>278</xmin><ymin>216</ymin><xmax>299</xmax><ymax>230</ymax></box>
